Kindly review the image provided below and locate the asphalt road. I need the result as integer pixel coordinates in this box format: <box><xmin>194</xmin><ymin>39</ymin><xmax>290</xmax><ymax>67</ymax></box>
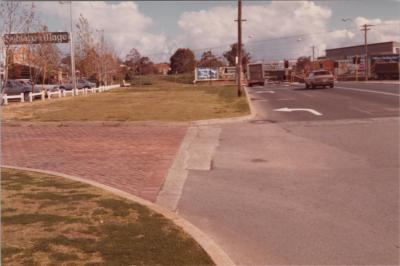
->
<box><xmin>177</xmin><ymin>81</ymin><xmax>400</xmax><ymax>265</ymax></box>
<box><xmin>247</xmin><ymin>81</ymin><xmax>399</xmax><ymax>122</ymax></box>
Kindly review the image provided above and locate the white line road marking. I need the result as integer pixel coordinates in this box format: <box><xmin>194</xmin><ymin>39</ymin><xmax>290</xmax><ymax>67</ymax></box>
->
<box><xmin>274</xmin><ymin>107</ymin><xmax>323</xmax><ymax>116</ymax></box>
<box><xmin>277</xmin><ymin>98</ymin><xmax>295</xmax><ymax>101</ymax></box>
<box><xmin>255</xmin><ymin>91</ymin><xmax>275</xmax><ymax>94</ymax></box>
<box><xmin>302</xmin><ymin>93</ymin><xmax>314</xmax><ymax>98</ymax></box>
<box><xmin>335</xmin><ymin>86</ymin><xmax>400</xmax><ymax>96</ymax></box>
<box><xmin>350</xmin><ymin>107</ymin><xmax>373</xmax><ymax>115</ymax></box>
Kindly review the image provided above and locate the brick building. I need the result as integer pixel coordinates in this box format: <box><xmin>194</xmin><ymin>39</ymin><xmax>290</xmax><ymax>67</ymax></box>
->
<box><xmin>154</xmin><ymin>63</ymin><xmax>170</xmax><ymax>75</ymax></box>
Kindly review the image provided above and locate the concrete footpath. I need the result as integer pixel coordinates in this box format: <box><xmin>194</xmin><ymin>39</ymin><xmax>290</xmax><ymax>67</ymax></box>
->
<box><xmin>158</xmin><ymin>118</ymin><xmax>399</xmax><ymax>264</ymax></box>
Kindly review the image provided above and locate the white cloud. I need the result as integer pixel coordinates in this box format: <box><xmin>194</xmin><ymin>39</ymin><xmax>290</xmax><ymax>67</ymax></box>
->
<box><xmin>177</xmin><ymin>1</ymin><xmax>400</xmax><ymax>61</ymax></box>
<box><xmin>36</xmin><ymin>1</ymin><xmax>171</xmax><ymax>62</ymax></box>
<box><xmin>33</xmin><ymin>1</ymin><xmax>400</xmax><ymax>62</ymax></box>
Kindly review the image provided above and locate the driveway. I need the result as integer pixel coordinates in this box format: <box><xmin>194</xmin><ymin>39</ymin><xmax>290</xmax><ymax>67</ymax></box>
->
<box><xmin>1</xmin><ymin>122</ymin><xmax>187</xmax><ymax>202</ymax></box>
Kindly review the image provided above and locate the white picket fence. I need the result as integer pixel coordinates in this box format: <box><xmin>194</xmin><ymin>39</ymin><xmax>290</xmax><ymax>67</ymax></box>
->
<box><xmin>47</xmin><ymin>90</ymin><xmax>62</xmax><ymax>99</ymax></box>
<box><xmin>2</xmin><ymin>93</ymin><xmax>24</xmax><ymax>105</ymax></box>
<box><xmin>2</xmin><ymin>84</ymin><xmax>120</xmax><ymax>105</ymax></box>
<box><xmin>29</xmin><ymin>91</ymin><xmax>45</xmax><ymax>102</ymax></box>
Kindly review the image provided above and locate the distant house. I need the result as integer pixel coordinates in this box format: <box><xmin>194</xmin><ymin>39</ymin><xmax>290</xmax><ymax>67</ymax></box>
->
<box><xmin>154</xmin><ymin>63</ymin><xmax>170</xmax><ymax>75</ymax></box>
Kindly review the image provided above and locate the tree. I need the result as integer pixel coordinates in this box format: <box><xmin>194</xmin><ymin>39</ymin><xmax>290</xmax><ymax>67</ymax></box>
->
<box><xmin>0</xmin><ymin>1</ymin><xmax>35</xmax><ymax>87</ymax></box>
<box><xmin>125</xmin><ymin>48</ymin><xmax>141</xmax><ymax>65</ymax></box>
<box><xmin>197</xmin><ymin>50</ymin><xmax>225</xmax><ymax>68</ymax></box>
<box><xmin>296</xmin><ymin>56</ymin><xmax>311</xmax><ymax>74</ymax></box>
<box><xmin>169</xmin><ymin>48</ymin><xmax>196</xmax><ymax>74</ymax></box>
<box><xmin>136</xmin><ymin>57</ymin><xmax>156</xmax><ymax>75</ymax></box>
<box><xmin>29</xmin><ymin>25</ymin><xmax>61</xmax><ymax>86</ymax></box>
<box><xmin>223</xmin><ymin>43</ymin><xmax>250</xmax><ymax>70</ymax></box>
<box><xmin>75</xmin><ymin>14</ymin><xmax>98</xmax><ymax>79</ymax></box>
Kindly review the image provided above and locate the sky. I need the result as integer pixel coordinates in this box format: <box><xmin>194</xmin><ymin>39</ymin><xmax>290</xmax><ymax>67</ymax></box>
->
<box><xmin>5</xmin><ymin>1</ymin><xmax>400</xmax><ymax>62</ymax></box>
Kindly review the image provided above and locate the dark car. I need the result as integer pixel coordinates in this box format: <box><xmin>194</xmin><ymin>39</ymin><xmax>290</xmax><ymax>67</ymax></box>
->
<box><xmin>2</xmin><ymin>79</ymin><xmax>33</xmax><ymax>100</ymax></box>
<box><xmin>58</xmin><ymin>79</ymin><xmax>96</xmax><ymax>91</ymax></box>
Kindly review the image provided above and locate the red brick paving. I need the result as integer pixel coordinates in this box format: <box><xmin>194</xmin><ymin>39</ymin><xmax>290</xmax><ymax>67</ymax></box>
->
<box><xmin>1</xmin><ymin>122</ymin><xmax>187</xmax><ymax>202</ymax></box>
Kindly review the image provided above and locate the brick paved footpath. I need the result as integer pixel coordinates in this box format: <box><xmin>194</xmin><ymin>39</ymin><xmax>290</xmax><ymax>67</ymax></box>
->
<box><xmin>1</xmin><ymin>122</ymin><xmax>188</xmax><ymax>202</ymax></box>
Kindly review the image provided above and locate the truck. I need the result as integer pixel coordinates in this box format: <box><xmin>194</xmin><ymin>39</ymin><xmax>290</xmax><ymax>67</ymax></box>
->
<box><xmin>371</xmin><ymin>54</ymin><xmax>400</xmax><ymax>80</ymax></box>
<box><xmin>247</xmin><ymin>63</ymin><xmax>264</xmax><ymax>87</ymax></box>
<box><xmin>374</xmin><ymin>62</ymin><xmax>399</xmax><ymax>80</ymax></box>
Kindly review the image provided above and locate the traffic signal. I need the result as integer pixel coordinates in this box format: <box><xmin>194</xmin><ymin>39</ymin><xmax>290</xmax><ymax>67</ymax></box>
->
<box><xmin>284</xmin><ymin>60</ymin><xmax>289</xmax><ymax>68</ymax></box>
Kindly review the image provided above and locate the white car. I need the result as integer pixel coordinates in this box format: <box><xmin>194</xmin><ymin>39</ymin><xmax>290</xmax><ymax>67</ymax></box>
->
<box><xmin>305</xmin><ymin>70</ymin><xmax>334</xmax><ymax>89</ymax></box>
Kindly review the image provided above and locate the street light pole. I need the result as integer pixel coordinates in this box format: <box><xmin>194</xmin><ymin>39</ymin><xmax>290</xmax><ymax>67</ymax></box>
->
<box><xmin>96</xmin><ymin>29</ymin><xmax>105</xmax><ymax>86</ymax></box>
<box><xmin>67</xmin><ymin>1</ymin><xmax>77</xmax><ymax>96</ymax></box>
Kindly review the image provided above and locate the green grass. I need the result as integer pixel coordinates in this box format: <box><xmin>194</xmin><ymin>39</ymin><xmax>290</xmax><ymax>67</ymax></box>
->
<box><xmin>1</xmin><ymin>168</ymin><xmax>215</xmax><ymax>265</ymax></box>
<box><xmin>2</xmin><ymin>75</ymin><xmax>249</xmax><ymax>122</ymax></box>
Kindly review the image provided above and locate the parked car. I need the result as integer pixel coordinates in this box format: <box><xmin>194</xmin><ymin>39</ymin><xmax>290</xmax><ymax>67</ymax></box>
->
<box><xmin>304</xmin><ymin>70</ymin><xmax>334</xmax><ymax>89</ymax></box>
<box><xmin>57</xmin><ymin>79</ymin><xmax>96</xmax><ymax>91</ymax></box>
<box><xmin>2</xmin><ymin>79</ymin><xmax>34</xmax><ymax>101</ymax></box>
<box><xmin>16</xmin><ymin>79</ymin><xmax>43</xmax><ymax>92</ymax></box>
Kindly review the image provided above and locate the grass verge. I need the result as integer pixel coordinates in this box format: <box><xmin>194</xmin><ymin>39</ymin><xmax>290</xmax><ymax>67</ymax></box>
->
<box><xmin>1</xmin><ymin>168</ymin><xmax>214</xmax><ymax>265</ymax></box>
<box><xmin>2</xmin><ymin>75</ymin><xmax>249</xmax><ymax>122</ymax></box>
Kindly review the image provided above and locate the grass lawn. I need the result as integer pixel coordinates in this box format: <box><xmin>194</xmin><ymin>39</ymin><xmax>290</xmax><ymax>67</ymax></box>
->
<box><xmin>1</xmin><ymin>168</ymin><xmax>214</xmax><ymax>265</ymax></box>
<box><xmin>2</xmin><ymin>75</ymin><xmax>249</xmax><ymax>122</ymax></box>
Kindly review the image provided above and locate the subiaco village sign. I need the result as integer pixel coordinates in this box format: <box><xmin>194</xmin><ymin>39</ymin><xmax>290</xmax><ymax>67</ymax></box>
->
<box><xmin>4</xmin><ymin>32</ymin><xmax>69</xmax><ymax>45</ymax></box>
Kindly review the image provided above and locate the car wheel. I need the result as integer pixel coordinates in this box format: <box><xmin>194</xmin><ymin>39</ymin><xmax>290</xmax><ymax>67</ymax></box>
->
<box><xmin>305</xmin><ymin>83</ymin><xmax>310</xmax><ymax>89</ymax></box>
<box><xmin>330</xmin><ymin>83</ymin><xmax>334</xmax><ymax>88</ymax></box>
<box><xmin>311</xmin><ymin>83</ymin><xmax>315</xmax><ymax>89</ymax></box>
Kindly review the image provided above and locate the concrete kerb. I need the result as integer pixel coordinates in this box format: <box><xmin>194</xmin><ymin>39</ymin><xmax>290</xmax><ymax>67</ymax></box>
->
<box><xmin>243</xmin><ymin>86</ymin><xmax>257</xmax><ymax>120</ymax></box>
<box><xmin>1</xmin><ymin>165</ymin><xmax>235</xmax><ymax>266</ymax></box>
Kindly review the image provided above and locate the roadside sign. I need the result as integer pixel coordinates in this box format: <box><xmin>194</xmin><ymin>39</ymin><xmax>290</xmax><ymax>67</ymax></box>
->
<box><xmin>264</xmin><ymin>61</ymin><xmax>284</xmax><ymax>71</ymax></box>
<box><xmin>3</xmin><ymin>32</ymin><xmax>69</xmax><ymax>45</ymax></box>
<box><xmin>195</xmin><ymin>67</ymin><xmax>219</xmax><ymax>81</ymax></box>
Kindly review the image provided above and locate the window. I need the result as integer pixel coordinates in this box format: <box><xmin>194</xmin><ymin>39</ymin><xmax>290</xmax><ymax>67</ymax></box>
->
<box><xmin>396</xmin><ymin>48</ymin><xmax>400</xmax><ymax>54</ymax></box>
<box><xmin>314</xmin><ymin>71</ymin><xmax>330</xmax><ymax>76</ymax></box>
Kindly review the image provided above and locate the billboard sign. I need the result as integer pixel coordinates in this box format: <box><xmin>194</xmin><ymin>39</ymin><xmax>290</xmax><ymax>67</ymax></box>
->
<box><xmin>3</xmin><ymin>32</ymin><xmax>69</xmax><ymax>45</ymax></box>
<box><xmin>263</xmin><ymin>61</ymin><xmax>284</xmax><ymax>71</ymax></box>
<box><xmin>195</xmin><ymin>67</ymin><xmax>219</xmax><ymax>80</ymax></box>
<box><xmin>218</xmin><ymin>66</ymin><xmax>236</xmax><ymax>80</ymax></box>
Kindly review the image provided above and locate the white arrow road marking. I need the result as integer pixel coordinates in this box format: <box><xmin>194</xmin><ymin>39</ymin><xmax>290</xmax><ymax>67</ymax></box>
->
<box><xmin>255</xmin><ymin>91</ymin><xmax>275</xmax><ymax>94</ymax></box>
<box><xmin>274</xmin><ymin>107</ymin><xmax>323</xmax><ymax>116</ymax></box>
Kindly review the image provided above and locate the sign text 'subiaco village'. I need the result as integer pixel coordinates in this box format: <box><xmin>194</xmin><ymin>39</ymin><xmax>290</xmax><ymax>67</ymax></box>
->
<box><xmin>3</xmin><ymin>32</ymin><xmax>69</xmax><ymax>45</ymax></box>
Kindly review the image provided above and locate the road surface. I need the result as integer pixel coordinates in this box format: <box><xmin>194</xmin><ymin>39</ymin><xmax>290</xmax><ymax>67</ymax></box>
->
<box><xmin>176</xmin><ymin>81</ymin><xmax>399</xmax><ymax>265</ymax></box>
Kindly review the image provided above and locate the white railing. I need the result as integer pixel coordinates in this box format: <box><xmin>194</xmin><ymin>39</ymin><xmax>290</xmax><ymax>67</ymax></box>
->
<box><xmin>29</xmin><ymin>91</ymin><xmax>45</xmax><ymax>102</ymax></box>
<box><xmin>62</xmin><ymin>90</ymin><xmax>73</xmax><ymax>97</ymax></box>
<box><xmin>76</xmin><ymin>88</ymin><xmax>85</xmax><ymax>95</ymax></box>
<box><xmin>2</xmin><ymin>93</ymin><xmax>24</xmax><ymax>105</ymax></box>
<box><xmin>85</xmin><ymin>87</ymin><xmax>95</xmax><ymax>94</ymax></box>
<box><xmin>2</xmin><ymin>84</ymin><xmax>121</xmax><ymax>105</ymax></box>
<box><xmin>47</xmin><ymin>91</ymin><xmax>62</xmax><ymax>99</ymax></box>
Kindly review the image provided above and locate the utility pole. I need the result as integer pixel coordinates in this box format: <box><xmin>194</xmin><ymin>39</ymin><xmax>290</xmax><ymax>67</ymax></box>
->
<box><xmin>235</xmin><ymin>0</ymin><xmax>246</xmax><ymax>97</ymax></box>
<box><xmin>361</xmin><ymin>24</ymin><xmax>373</xmax><ymax>81</ymax></box>
<box><xmin>311</xmin><ymin>45</ymin><xmax>315</xmax><ymax>61</ymax></box>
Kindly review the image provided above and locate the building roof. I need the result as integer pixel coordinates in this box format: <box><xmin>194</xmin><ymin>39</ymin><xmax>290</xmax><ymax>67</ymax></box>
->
<box><xmin>326</xmin><ymin>41</ymin><xmax>400</xmax><ymax>52</ymax></box>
